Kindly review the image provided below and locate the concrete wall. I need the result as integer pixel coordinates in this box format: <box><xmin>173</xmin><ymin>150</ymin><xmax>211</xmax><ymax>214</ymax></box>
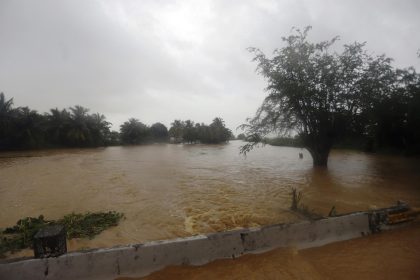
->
<box><xmin>0</xmin><ymin>213</ymin><xmax>370</xmax><ymax>280</ymax></box>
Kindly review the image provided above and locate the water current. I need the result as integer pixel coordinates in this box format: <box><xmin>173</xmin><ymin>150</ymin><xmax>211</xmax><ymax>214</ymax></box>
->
<box><xmin>1</xmin><ymin>141</ymin><xmax>419</xmax><ymax>258</ymax></box>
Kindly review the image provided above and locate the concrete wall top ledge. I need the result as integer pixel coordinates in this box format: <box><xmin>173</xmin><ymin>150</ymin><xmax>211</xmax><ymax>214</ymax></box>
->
<box><xmin>0</xmin><ymin>212</ymin><xmax>373</xmax><ymax>280</ymax></box>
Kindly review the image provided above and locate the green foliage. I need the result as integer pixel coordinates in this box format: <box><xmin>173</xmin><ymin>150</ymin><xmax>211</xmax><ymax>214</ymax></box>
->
<box><xmin>168</xmin><ymin>117</ymin><xmax>232</xmax><ymax>144</ymax></box>
<box><xmin>183</xmin><ymin>120</ymin><xmax>197</xmax><ymax>143</ymax></box>
<box><xmin>0</xmin><ymin>92</ymin><xmax>233</xmax><ymax>149</ymax></box>
<box><xmin>0</xmin><ymin>93</ymin><xmax>112</xmax><ymax>150</ymax></box>
<box><xmin>236</xmin><ymin>133</ymin><xmax>246</xmax><ymax>140</ymax></box>
<box><xmin>207</xmin><ymin>117</ymin><xmax>232</xmax><ymax>144</ymax></box>
<box><xmin>12</xmin><ymin>107</ymin><xmax>47</xmax><ymax>149</ymax></box>
<box><xmin>60</xmin><ymin>212</ymin><xmax>124</xmax><ymax>239</ymax></box>
<box><xmin>0</xmin><ymin>93</ymin><xmax>19</xmax><ymax>149</ymax></box>
<box><xmin>0</xmin><ymin>211</ymin><xmax>124</xmax><ymax>257</ymax></box>
<box><xmin>150</xmin><ymin>122</ymin><xmax>169</xmax><ymax>142</ymax></box>
<box><xmin>118</xmin><ymin>120</ymin><xmax>169</xmax><ymax>145</ymax></box>
<box><xmin>264</xmin><ymin>136</ymin><xmax>302</xmax><ymax>147</ymax></box>
<box><xmin>168</xmin><ymin>120</ymin><xmax>185</xmax><ymax>142</ymax></box>
<box><xmin>369</xmin><ymin>68</ymin><xmax>420</xmax><ymax>154</ymax></box>
<box><xmin>106</xmin><ymin>131</ymin><xmax>121</xmax><ymax>146</ymax></box>
<box><xmin>1</xmin><ymin>216</ymin><xmax>49</xmax><ymax>256</ymax></box>
<box><xmin>120</xmin><ymin>118</ymin><xmax>149</xmax><ymax>144</ymax></box>
<box><xmin>240</xmin><ymin>26</ymin><xmax>420</xmax><ymax>166</ymax></box>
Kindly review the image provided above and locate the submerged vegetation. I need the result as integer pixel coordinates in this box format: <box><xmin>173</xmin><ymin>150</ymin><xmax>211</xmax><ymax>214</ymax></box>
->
<box><xmin>119</xmin><ymin>117</ymin><xmax>233</xmax><ymax>145</ymax></box>
<box><xmin>168</xmin><ymin>118</ymin><xmax>233</xmax><ymax>144</ymax></box>
<box><xmin>241</xmin><ymin>26</ymin><xmax>420</xmax><ymax>166</ymax></box>
<box><xmin>264</xmin><ymin>136</ymin><xmax>303</xmax><ymax>148</ymax></box>
<box><xmin>59</xmin><ymin>212</ymin><xmax>124</xmax><ymax>239</ymax></box>
<box><xmin>0</xmin><ymin>211</ymin><xmax>124</xmax><ymax>257</ymax></box>
<box><xmin>290</xmin><ymin>188</ymin><xmax>322</xmax><ymax>220</ymax></box>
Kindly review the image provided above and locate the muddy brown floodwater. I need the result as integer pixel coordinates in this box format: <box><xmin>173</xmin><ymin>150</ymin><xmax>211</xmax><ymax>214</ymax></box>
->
<box><xmin>1</xmin><ymin>140</ymin><xmax>420</xmax><ymax>260</ymax></box>
<box><xmin>123</xmin><ymin>222</ymin><xmax>420</xmax><ymax>280</ymax></box>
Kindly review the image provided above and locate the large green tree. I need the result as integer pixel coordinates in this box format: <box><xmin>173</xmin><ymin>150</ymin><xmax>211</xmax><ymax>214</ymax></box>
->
<box><xmin>207</xmin><ymin>117</ymin><xmax>232</xmax><ymax>143</ymax></box>
<box><xmin>150</xmin><ymin>122</ymin><xmax>169</xmax><ymax>142</ymax></box>
<box><xmin>241</xmin><ymin>27</ymin><xmax>396</xmax><ymax>166</ymax></box>
<box><xmin>120</xmin><ymin>118</ymin><xmax>149</xmax><ymax>144</ymax></box>
<box><xmin>369</xmin><ymin>68</ymin><xmax>420</xmax><ymax>154</ymax></box>
<box><xmin>168</xmin><ymin>120</ymin><xmax>185</xmax><ymax>142</ymax></box>
<box><xmin>183</xmin><ymin>120</ymin><xmax>196</xmax><ymax>143</ymax></box>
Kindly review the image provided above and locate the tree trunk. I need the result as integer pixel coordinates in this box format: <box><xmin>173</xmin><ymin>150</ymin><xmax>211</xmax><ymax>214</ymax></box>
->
<box><xmin>302</xmin><ymin>132</ymin><xmax>333</xmax><ymax>167</ymax></box>
<box><xmin>310</xmin><ymin>148</ymin><xmax>330</xmax><ymax>167</ymax></box>
<box><xmin>306</xmin><ymin>142</ymin><xmax>331</xmax><ymax>167</ymax></box>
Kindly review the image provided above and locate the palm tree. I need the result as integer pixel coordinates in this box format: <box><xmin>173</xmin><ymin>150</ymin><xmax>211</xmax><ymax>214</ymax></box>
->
<box><xmin>88</xmin><ymin>112</ymin><xmax>111</xmax><ymax>146</ymax></box>
<box><xmin>0</xmin><ymin>92</ymin><xmax>14</xmax><ymax>115</ymax></box>
<box><xmin>13</xmin><ymin>107</ymin><xmax>46</xmax><ymax>148</ymax></box>
<box><xmin>47</xmin><ymin>108</ymin><xmax>71</xmax><ymax>145</ymax></box>
<box><xmin>67</xmin><ymin>105</ymin><xmax>91</xmax><ymax>146</ymax></box>
<box><xmin>0</xmin><ymin>92</ymin><xmax>15</xmax><ymax>130</ymax></box>
<box><xmin>0</xmin><ymin>93</ymin><xmax>16</xmax><ymax>148</ymax></box>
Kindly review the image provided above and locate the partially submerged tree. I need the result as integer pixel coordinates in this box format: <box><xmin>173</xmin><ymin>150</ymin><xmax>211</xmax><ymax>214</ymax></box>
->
<box><xmin>183</xmin><ymin>120</ymin><xmax>197</xmax><ymax>143</ymax></box>
<box><xmin>150</xmin><ymin>122</ymin><xmax>169</xmax><ymax>142</ymax></box>
<box><xmin>240</xmin><ymin>26</ymin><xmax>396</xmax><ymax>166</ymax></box>
<box><xmin>168</xmin><ymin>119</ymin><xmax>184</xmax><ymax>142</ymax></box>
<box><xmin>207</xmin><ymin>117</ymin><xmax>232</xmax><ymax>143</ymax></box>
<box><xmin>120</xmin><ymin>118</ymin><xmax>149</xmax><ymax>144</ymax></box>
<box><xmin>168</xmin><ymin>117</ymin><xmax>232</xmax><ymax>144</ymax></box>
<box><xmin>237</xmin><ymin>133</ymin><xmax>246</xmax><ymax>140</ymax></box>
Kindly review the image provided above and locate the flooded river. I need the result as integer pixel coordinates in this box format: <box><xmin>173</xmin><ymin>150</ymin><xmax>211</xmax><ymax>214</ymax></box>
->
<box><xmin>1</xmin><ymin>140</ymin><xmax>420</xmax><ymax>257</ymax></box>
<box><xmin>128</xmin><ymin>222</ymin><xmax>420</xmax><ymax>280</ymax></box>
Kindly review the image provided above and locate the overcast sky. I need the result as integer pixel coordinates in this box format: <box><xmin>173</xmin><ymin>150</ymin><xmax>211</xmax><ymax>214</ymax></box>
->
<box><xmin>1</xmin><ymin>0</ymin><xmax>419</xmax><ymax>132</ymax></box>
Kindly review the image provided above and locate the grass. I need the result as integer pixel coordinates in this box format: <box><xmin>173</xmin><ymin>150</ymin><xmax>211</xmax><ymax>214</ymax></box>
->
<box><xmin>0</xmin><ymin>211</ymin><xmax>124</xmax><ymax>258</ymax></box>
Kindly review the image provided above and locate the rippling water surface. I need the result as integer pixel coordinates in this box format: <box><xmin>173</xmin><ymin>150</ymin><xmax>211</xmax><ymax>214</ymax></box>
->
<box><xmin>128</xmin><ymin>222</ymin><xmax>420</xmax><ymax>280</ymax></box>
<box><xmin>1</xmin><ymin>140</ymin><xmax>419</xmax><ymax>256</ymax></box>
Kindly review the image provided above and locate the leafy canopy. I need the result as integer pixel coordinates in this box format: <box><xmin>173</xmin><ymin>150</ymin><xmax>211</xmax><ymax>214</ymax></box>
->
<box><xmin>240</xmin><ymin>26</ymin><xmax>396</xmax><ymax>166</ymax></box>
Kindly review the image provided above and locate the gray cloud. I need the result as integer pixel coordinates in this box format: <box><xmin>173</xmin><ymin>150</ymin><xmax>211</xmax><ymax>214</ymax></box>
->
<box><xmin>1</xmin><ymin>0</ymin><xmax>419</xmax><ymax>132</ymax></box>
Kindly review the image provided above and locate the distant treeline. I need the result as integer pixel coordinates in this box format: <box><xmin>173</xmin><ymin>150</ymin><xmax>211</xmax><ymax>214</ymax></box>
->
<box><xmin>167</xmin><ymin>119</ymin><xmax>233</xmax><ymax>144</ymax></box>
<box><xmin>0</xmin><ymin>93</ymin><xmax>232</xmax><ymax>150</ymax></box>
<box><xmin>236</xmin><ymin>133</ymin><xmax>302</xmax><ymax>147</ymax></box>
<box><xmin>263</xmin><ymin>136</ymin><xmax>303</xmax><ymax>148</ymax></box>
<box><xmin>121</xmin><ymin>118</ymin><xmax>233</xmax><ymax>145</ymax></box>
<box><xmin>240</xmin><ymin>106</ymin><xmax>420</xmax><ymax>156</ymax></box>
<box><xmin>251</xmin><ymin>130</ymin><xmax>420</xmax><ymax>155</ymax></box>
